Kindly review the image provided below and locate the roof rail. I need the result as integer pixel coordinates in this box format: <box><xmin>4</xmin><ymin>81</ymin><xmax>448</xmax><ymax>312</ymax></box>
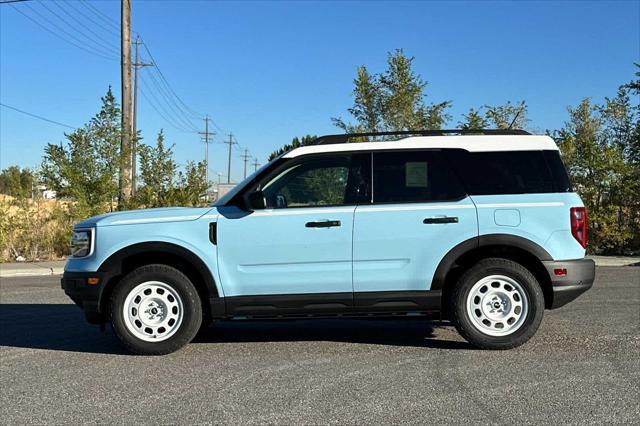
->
<box><xmin>312</xmin><ymin>129</ymin><xmax>531</xmax><ymax>145</ymax></box>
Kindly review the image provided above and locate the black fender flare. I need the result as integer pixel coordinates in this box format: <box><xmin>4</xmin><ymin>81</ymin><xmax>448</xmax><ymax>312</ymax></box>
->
<box><xmin>430</xmin><ymin>234</ymin><xmax>552</xmax><ymax>290</ymax></box>
<box><xmin>98</xmin><ymin>241</ymin><xmax>218</xmax><ymax>298</ymax></box>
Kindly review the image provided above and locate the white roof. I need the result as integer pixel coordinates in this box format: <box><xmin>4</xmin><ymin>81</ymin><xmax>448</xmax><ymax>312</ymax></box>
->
<box><xmin>283</xmin><ymin>135</ymin><xmax>558</xmax><ymax>158</ymax></box>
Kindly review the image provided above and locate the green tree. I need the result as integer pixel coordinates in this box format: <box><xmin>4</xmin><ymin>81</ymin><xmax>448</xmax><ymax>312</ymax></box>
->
<box><xmin>422</xmin><ymin>101</ymin><xmax>453</xmax><ymax>130</ymax></box>
<box><xmin>135</xmin><ymin>130</ymin><xmax>178</xmax><ymax>208</ymax></box>
<box><xmin>41</xmin><ymin>87</ymin><xmax>121</xmax><ymax>215</ymax></box>
<box><xmin>555</xmin><ymin>98</ymin><xmax>632</xmax><ymax>253</ymax></box>
<box><xmin>458</xmin><ymin>108</ymin><xmax>490</xmax><ymax>130</ymax></box>
<box><xmin>172</xmin><ymin>161</ymin><xmax>208</xmax><ymax>206</ymax></box>
<box><xmin>268</xmin><ymin>135</ymin><xmax>317</xmax><ymax>161</ymax></box>
<box><xmin>485</xmin><ymin>101</ymin><xmax>529</xmax><ymax>129</ymax></box>
<box><xmin>0</xmin><ymin>166</ymin><xmax>34</xmax><ymax>198</ymax></box>
<box><xmin>333</xmin><ymin>66</ymin><xmax>381</xmax><ymax>133</ymax></box>
<box><xmin>333</xmin><ymin>49</ymin><xmax>451</xmax><ymax>134</ymax></box>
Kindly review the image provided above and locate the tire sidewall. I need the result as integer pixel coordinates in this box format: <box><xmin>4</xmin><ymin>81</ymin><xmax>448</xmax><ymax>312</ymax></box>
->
<box><xmin>110</xmin><ymin>265</ymin><xmax>202</xmax><ymax>355</ymax></box>
<box><xmin>453</xmin><ymin>259</ymin><xmax>544</xmax><ymax>348</ymax></box>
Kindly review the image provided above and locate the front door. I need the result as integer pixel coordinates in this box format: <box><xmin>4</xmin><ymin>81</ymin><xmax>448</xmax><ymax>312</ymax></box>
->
<box><xmin>216</xmin><ymin>154</ymin><xmax>369</xmax><ymax>304</ymax></box>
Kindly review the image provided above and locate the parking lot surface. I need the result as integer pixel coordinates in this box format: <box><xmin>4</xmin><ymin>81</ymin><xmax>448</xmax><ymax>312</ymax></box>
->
<box><xmin>1</xmin><ymin>267</ymin><xmax>638</xmax><ymax>424</ymax></box>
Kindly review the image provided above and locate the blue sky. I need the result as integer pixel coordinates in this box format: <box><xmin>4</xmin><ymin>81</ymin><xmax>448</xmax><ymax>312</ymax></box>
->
<box><xmin>1</xmin><ymin>0</ymin><xmax>638</xmax><ymax>182</ymax></box>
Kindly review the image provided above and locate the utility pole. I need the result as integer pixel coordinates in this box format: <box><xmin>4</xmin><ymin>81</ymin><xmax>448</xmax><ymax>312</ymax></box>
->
<box><xmin>131</xmin><ymin>35</ymin><xmax>152</xmax><ymax>196</ymax></box>
<box><xmin>225</xmin><ymin>133</ymin><xmax>236</xmax><ymax>184</ymax></box>
<box><xmin>252</xmin><ymin>158</ymin><xmax>260</xmax><ymax>172</ymax></box>
<box><xmin>119</xmin><ymin>0</ymin><xmax>132</xmax><ymax>204</ymax></box>
<box><xmin>240</xmin><ymin>149</ymin><xmax>251</xmax><ymax>179</ymax></box>
<box><xmin>198</xmin><ymin>116</ymin><xmax>215</xmax><ymax>200</ymax></box>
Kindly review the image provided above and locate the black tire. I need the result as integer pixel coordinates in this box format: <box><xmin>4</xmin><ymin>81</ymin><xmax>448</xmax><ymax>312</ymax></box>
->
<box><xmin>110</xmin><ymin>264</ymin><xmax>202</xmax><ymax>355</ymax></box>
<box><xmin>451</xmin><ymin>258</ymin><xmax>544</xmax><ymax>350</ymax></box>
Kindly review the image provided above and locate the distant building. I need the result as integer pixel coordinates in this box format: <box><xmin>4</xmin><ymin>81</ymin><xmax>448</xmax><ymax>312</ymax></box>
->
<box><xmin>42</xmin><ymin>190</ymin><xmax>57</xmax><ymax>200</ymax></box>
<box><xmin>216</xmin><ymin>183</ymin><xmax>236</xmax><ymax>201</ymax></box>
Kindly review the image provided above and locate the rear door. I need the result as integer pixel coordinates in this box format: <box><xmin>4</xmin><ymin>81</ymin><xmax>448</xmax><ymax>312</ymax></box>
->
<box><xmin>353</xmin><ymin>150</ymin><xmax>478</xmax><ymax>295</ymax></box>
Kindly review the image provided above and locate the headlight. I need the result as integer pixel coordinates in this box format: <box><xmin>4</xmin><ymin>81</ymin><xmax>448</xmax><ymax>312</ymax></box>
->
<box><xmin>70</xmin><ymin>229</ymin><xmax>94</xmax><ymax>257</ymax></box>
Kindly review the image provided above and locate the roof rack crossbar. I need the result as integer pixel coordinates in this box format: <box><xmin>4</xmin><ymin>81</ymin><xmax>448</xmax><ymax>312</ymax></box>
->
<box><xmin>312</xmin><ymin>129</ymin><xmax>531</xmax><ymax>145</ymax></box>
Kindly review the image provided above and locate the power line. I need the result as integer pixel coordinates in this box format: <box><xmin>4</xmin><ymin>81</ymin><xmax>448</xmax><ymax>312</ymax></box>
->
<box><xmin>10</xmin><ymin>3</ymin><xmax>117</xmax><ymax>60</ymax></box>
<box><xmin>143</xmin><ymin>66</ymin><xmax>199</xmax><ymax>132</ymax></box>
<box><xmin>225</xmin><ymin>133</ymin><xmax>237</xmax><ymax>184</ymax></box>
<box><xmin>64</xmin><ymin>0</ymin><xmax>121</xmax><ymax>38</ymax></box>
<box><xmin>198</xmin><ymin>116</ymin><xmax>215</xmax><ymax>200</ymax></box>
<box><xmin>39</xmin><ymin>1</ymin><xmax>118</xmax><ymax>56</ymax></box>
<box><xmin>0</xmin><ymin>0</ymin><xmax>33</xmax><ymax>4</ymax></box>
<box><xmin>1</xmin><ymin>102</ymin><xmax>76</xmax><ymax>129</ymax></box>
<box><xmin>10</xmin><ymin>0</ymin><xmax>238</xmax><ymax>162</ymax></box>
<box><xmin>47</xmin><ymin>0</ymin><xmax>119</xmax><ymax>54</ymax></box>
<box><xmin>25</xmin><ymin>2</ymin><xmax>118</xmax><ymax>58</ymax></box>
<box><xmin>141</xmin><ymin>42</ymin><xmax>202</xmax><ymax>120</ymax></box>
<box><xmin>78</xmin><ymin>0</ymin><xmax>121</xmax><ymax>33</ymax></box>
<box><xmin>139</xmin><ymin>76</ymin><xmax>193</xmax><ymax>132</ymax></box>
<box><xmin>240</xmin><ymin>148</ymin><xmax>251</xmax><ymax>179</ymax></box>
<box><xmin>138</xmin><ymin>75</ymin><xmax>195</xmax><ymax>133</ymax></box>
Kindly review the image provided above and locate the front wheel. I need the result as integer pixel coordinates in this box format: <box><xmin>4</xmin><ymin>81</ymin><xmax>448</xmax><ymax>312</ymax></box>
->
<box><xmin>110</xmin><ymin>264</ymin><xmax>202</xmax><ymax>355</ymax></box>
<box><xmin>451</xmin><ymin>258</ymin><xmax>544</xmax><ymax>350</ymax></box>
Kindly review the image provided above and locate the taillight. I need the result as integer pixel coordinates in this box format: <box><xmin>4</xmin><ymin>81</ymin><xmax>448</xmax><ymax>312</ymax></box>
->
<box><xmin>570</xmin><ymin>207</ymin><xmax>587</xmax><ymax>248</ymax></box>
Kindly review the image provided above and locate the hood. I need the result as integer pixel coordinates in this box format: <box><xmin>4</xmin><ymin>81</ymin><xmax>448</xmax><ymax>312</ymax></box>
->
<box><xmin>75</xmin><ymin>206</ymin><xmax>217</xmax><ymax>228</ymax></box>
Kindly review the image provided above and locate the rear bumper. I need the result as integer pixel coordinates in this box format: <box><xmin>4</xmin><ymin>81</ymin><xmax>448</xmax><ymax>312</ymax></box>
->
<box><xmin>61</xmin><ymin>271</ymin><xmax>109</xmax><ymax>323</ymax></box>
<box><xmin>542</xmin><ymin>258</ymin><xmax>595</xmax><ymax>309</ymax></box>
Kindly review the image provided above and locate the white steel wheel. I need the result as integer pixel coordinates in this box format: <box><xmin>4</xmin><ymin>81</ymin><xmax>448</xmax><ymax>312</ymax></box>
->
<box><xmin>465</xmin><ymin>274</ymin><xmax>528</xmax><ymax>337</ymax></box>
<box><xmin>122</xmin><ymin>281</ymin><xmax>184</xmax><ymax>342</ymax></box>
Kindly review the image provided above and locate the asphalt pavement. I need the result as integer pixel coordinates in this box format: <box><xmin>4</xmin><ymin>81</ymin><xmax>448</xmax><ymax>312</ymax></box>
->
<box><xmin>1</xmin><ymin>267</ymin><xmax>638</xmax><ymax>424</ymax></box>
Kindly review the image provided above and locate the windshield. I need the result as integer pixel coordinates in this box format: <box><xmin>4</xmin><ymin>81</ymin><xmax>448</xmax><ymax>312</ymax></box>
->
<box><xmin>213</xmin><ymin>160</ymin><xmax>273</xmax><ymax>206</ymax></box>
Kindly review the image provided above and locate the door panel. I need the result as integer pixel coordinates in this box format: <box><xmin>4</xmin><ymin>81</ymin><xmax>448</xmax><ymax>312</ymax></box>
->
<box><xmin>353</xmin><ymin>150</ymin><xmax>478</xmax><ymax>293</ymax></box>
<box><xmin>353</xmin><ymin>200</ymin><xmax>477</xmax><ymax>292</ymax></box>
<box><xmin>217</xmin><ymin>206</ymin><xmax>355</xmax><ymax>296</ymax></box>
<box><xmin>216</xmin><ymin>153</ymin><xmax>368</xmax><ymax>297</ymax></box>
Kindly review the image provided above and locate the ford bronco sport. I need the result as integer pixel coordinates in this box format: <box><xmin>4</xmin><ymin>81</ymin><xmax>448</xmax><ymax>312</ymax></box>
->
<box><xmin>62</xmin><ymin>129</ymin><xmax>595</xmax><ymax>355</ymax></box>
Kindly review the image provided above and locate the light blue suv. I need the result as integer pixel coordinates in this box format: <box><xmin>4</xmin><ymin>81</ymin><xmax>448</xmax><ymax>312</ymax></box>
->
<box><xmin>62</xmin><ymin>130</ymin><xmax>595</xmax><ymax>355</ymax></box>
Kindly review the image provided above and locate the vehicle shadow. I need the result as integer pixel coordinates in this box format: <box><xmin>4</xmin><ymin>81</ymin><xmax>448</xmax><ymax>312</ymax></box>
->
<box><xmin>0</xmin><ymin>304</ymin><xmax>127</xmax><ymax>355</ymax></box>
<box><xmin>0</xmin><ymin>304</ymin><xmax>474</xmax><ymax>354</ymax></box>
<box><xmin>194</xmin><ymin>317</ymin><xmax>474</xmax><ymax>350</ymax></box>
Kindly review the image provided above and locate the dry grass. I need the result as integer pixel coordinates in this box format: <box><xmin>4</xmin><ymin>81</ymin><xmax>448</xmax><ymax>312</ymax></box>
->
<box><xmin>0</xmin><ymin>195</ymin><xmax>76</xmax><ymax>262</ymax></box>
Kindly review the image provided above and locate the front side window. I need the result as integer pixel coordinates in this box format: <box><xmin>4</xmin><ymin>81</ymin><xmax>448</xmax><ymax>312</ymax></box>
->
<box><xmin>261</xmin><ymin>154</ymin><xmax>368</xmax><ymax>208</ymax></box>
<box><xmin>372</xmin><ymin>151</ymin><xmax>466</xmax><ymax>203</ymax></box>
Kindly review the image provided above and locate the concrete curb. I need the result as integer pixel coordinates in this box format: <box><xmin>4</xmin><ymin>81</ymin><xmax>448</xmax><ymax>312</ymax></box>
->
<box><xmin>587</xmin><ymin>256</ymin><xmax>640</xmax><ymax>267</ymax></box>
<box><xmin>0</xmin><ymin>261</ymin><xmax>66</xmax><ymax>278</ymax></box>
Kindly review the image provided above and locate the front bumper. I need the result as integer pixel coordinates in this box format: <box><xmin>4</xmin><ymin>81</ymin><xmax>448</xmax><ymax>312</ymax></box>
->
<box><xmin>542</xmin><ymin>258</ymin><xmax>595</xmax><ymax>309</ymax></box>
<box><xmin>61</xmin><ymin>271</ymin><xmax>109</xmax><ymax>323</ymax></box>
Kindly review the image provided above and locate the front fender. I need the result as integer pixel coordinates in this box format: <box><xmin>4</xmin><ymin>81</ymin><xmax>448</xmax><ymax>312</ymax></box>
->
<box><xmin>64</xmin><ymin>219</ymin><xmax>223</xmax><ymax>298</ymax></box>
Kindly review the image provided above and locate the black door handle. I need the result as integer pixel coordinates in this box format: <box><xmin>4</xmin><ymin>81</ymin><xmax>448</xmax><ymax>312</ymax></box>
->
<box><xmin>306</xmin><ymin>220</ymin><xmax>341</xmax><ymax>228</ymax></box>
<box><xmin>423</xmin><ymin>217</ymin><xmax>458</xmax><ymax>224</ymax></box>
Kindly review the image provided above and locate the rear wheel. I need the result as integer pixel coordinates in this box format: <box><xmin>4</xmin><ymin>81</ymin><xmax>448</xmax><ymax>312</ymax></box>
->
<box><xmin>451</xmin><ymin>258</ymin><xmax>544</xmax><ymax>349</ymax></box>
<box><xmin>110</xmin><ymin>264</ymin><xmax>202</xmax><ymax>355</ymax></box>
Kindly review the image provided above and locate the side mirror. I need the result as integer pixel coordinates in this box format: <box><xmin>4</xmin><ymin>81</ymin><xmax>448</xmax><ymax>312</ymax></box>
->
<box><xmin>245</xmin><ymin>190</ymin><xmax>266</xmax><ymax>210</ymax></box>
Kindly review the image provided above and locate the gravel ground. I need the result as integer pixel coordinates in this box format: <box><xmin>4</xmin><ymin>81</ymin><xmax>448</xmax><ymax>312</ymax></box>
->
<box><xmin>1</xmin><ymin>267</ymin><xmax>638</xmax><ymax>424</ymax></box>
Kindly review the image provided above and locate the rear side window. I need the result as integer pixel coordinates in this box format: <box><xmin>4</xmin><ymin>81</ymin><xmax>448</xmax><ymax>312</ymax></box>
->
<box><xmin>446</xmin><ymin>150</ymin><xmax>567</xmax><ymax>195</ymax></box>
<box><xmin>372</xmin><ymin>151</ymin><xmax>466</xmax><ymax>203</ymax></box>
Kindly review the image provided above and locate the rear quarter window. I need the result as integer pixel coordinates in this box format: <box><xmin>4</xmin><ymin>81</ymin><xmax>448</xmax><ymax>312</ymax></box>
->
<box><xmin>446</xmin><ymin>150</ymin><xmax>568</xmax><ymax>195</ymax></box>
